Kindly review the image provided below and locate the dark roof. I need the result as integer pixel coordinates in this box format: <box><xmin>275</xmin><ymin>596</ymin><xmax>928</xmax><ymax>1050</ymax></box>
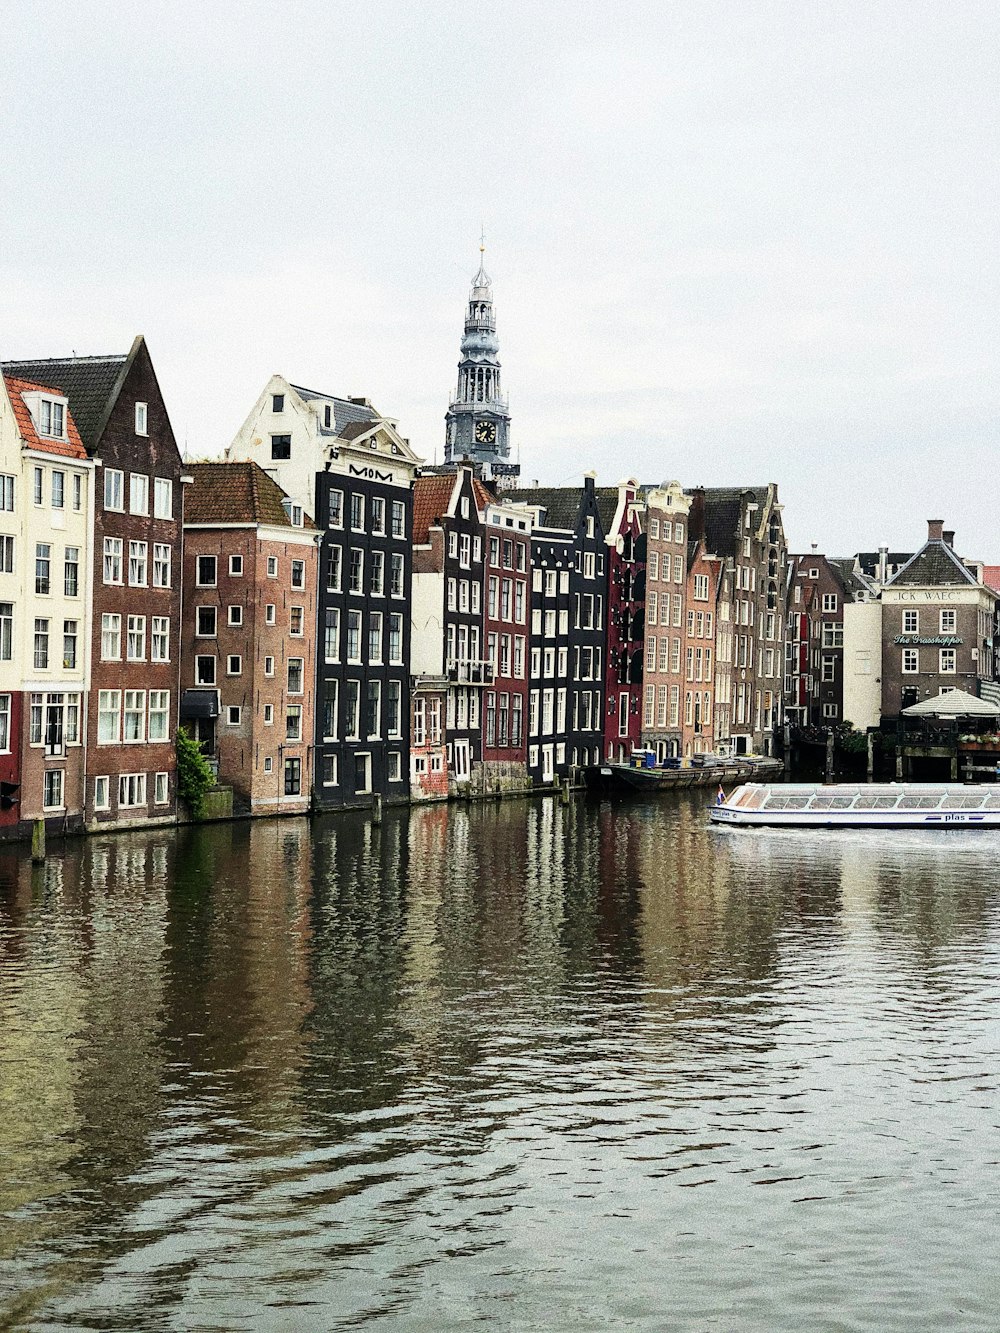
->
<box><xmin>889</xmin><ymin>540</ymin><xmax>977</xmax><ymax>588</ymax></box>
<box><xmin>505</xmin><ymin>486</ymin><xmax>583</xmax><ymax>532</ymax></box>
<box><xmin>2</xmin><ymin>353</ymin><xmax>129</xmax><ymax>452</ymax></box>
<box><xmin>289</xmin><ymin>386</ymin><xmax>377</xmax><ymax>435</ymax></box>
<box><xmin>185</xmin><ymin>462</ymin><xmax>316</xmax><ymax>528</ymax></box>
<box><xmin>855</xmin><ymin>551</ymin><xmax>912</xmax><ymax>578</ymax></box>
<box><xmin>827</xmin><ymin>557</ymin><xmax>868</xmax><ymax>595</ymax></box>
<box><xmin>593</xmin><ymin>486</ymin><xmax>620</xmax><ymax>532</ymax></box>
<box><xmin>690</xmin><ymin>486</ymin><xmax>773</xmax><ymax>557</ymax></box>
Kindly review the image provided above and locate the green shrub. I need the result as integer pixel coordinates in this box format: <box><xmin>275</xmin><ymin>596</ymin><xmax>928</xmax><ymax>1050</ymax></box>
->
<box><xmin>176</xmin><ymin>729</ymin><xmax>215</xmax><ymax>818</ymax></box>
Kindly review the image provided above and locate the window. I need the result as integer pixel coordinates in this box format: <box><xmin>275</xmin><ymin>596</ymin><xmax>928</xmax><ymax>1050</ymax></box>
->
<box><xmin>390</xmin><ymin>553</ymin><xmax>404</xmax><ymax>597</ymax></box>
<box><xmin>227</xmin><ymin>554</ymin><xmax>243</xmax><ymax>577</ymax></box>
<box><xmin>272</xmin><ymin>393</ymin><xmax>284</xmax><ymax>413</ymax></box>
<box><xmin>290</xmin><ymin>559</ymin><xmax>305</xmax><ymax>590</ymax></box>
<box><xmin>43</xmin><ymin>769</ymin><xmax>64</xmax><ymax>810</ymax></box>
<box><xmin>940</xmin><ymin>609</ymin><xmax>957</xmax><ymax>634</ymax></box>
<box><xmin>102</xmin><ymin>537</ymin><xmax>122</xmax><ymax>585</ymax></box>
<box><xmin>347</xmin><ymin>610</ymin><xmax>362</xmax><ymax>662</ymax></box>
<box><xmin>39</xmin><ymin>398</ymin><xmax>65</xmax><ymax>439</ymax></box>
<box><xmin>264</xmin><ymin>655</ymin><xmax>274</xmax><ymax>676</ymax></box>
<box><xmin>154</xmin><ymin>772</ymin><xmax>169</xmax><ymax>804</ymax></box>
<box><xmin>33</xmin><ymin>466</ymin><xmax>44</xmax><ymax>506</ymax></box>
<box><xmin>135</xmin><ymin>402</ymin><xmax>148</xmax><ymax>435</ymax></box>
<box><xmin>196</xmin><ymin>655</ymin><xmax>216</xmax><ymax>685</ymax></box>
<box><xmin>51</xmin><ymin>471</ymin><xmax>64</xmax><ymax>509</ymax></box>
<box><xmin>0</xmin><ymin>535</ymin><xmax>12</xmax><ymax>574</ymax></box>
<box><xmin>902</xmin><ymin>648</ymin><xmax>919</xmax><ymax>673</ymax></box>
<box><xmin>693</xmin><ymin>574</ymin><xmax>709</xmax><ymax>600</ymax></box>
<box><xmin>368</xmin><ymin>613</ymin><xmax>383</xmax><ymax>663</ymax></box>
<box><xmin>821</xmin><ymin>656</ymin><xmax>836</xmax><ymax>682</ymax></box>
<box><xmin>104</xmin><ymin>468</ymin><xmax>124</xmax><ymax>511</ymax></box>
<box><xmin>153</xmin><ymin>544</ymin><xmax>171</xmax><ymax>587</ymax></box>
<box><xmin>94</xmin><ymin>776</ymin><xmax>110</xmax><ymax>809</ymax></box>
<box><xmin>129</xmin><ymin>541</ymin><xmax>147</xmax><ymax>585</ymax></box>
<box><xmin>64</xmin><ymin>547</ymin><xmax>79</xmax><ymax>597</ymax></box>
<box><xmin>101</xmin><ymin>613</ymin><xmax>121</xmax><ymax>660</ymax></box>
<box><xmin>321</xmin><ymin>682</ymin><xmax>338</xmax><ymax>739</ymax></box>
<box><xmin>822</xmin><ymin>593</ymin><xmax>838</xmax><ymax>613</ymax></box>
<box><xmin>940</xmin><ymin>648</ymin><xmax>956</xmax><ymax>673</ymax></box>
<box><xmin>287</xmin><ymin>605</ymin><xmax>302</xmax><ymax>635</ymax></box>
<box><xmin>0</xmin><ymin>694</ymin><xmax>7</xmax><ymax>752</ymax></box>
<box><xmin>387</xmin><ymin>680</ymin><xmax>402</xmax><ymax>738</ymax></box>
<box><xmin>284</xmin><ymin>757</ymin><xmax>302</xmax><ymax>796</ymax></box>
<box><xmin>271</xmin><ymin>434</ymin><xmax>291</xmax><ymax>459</ymax></box>
<box><xmin>150</xmin><ymin>618</ymin><xmax>170</xmax><ymax>661</ymax></box>
<box><xmin>33</xmin><ymin>618</ymin><xmax>49</xmax><ymax>669</ymax></box>
<box><xmin>227</xmin><ymin>706</ymin><xmax>242</xmax><ymax>725</ymax></box>
<box><xmin>127</xmin><ymin>615</ymin><xmax>146</xmax><ymax>661</ymax></box>
<box><xmin>821</xmin><ymin>624</ymin><xmax>844</xmax><ymax>648</ymax></box>
<box><xmin>228</xmin><ymin>605</ymin><xmax>243</xmax><ymax>628</ymax></box>
<box><xmin>345</xmin><ymin>681</ymin><xmax>360</xmax><ymax>738</ymax></box>
<box><xmin>902</xmin><ymin>609</ymin><xmax>919</xmax><ymax>635</ymax></box>
<box><xmin>324</xmin><ymin>608</ymin><xmax>341</xmax><ymax>662</ymax></box>
<box><xmin>351</xmin><ymin>493</ymin><xmax>365</xmax><ymax>531</ymax></box>
<box><xmin>288</xmin><ymin>658</ymin><xmax>304</xmax><ymax>693</ymax></box>
<box><xmin>72</xmin><ymin>474</ymin><xmax>82</xmax><ymax>511</ymax></box>
<box><xmin>130</xmin><ymin>473</ymin><xmax>149</xmax><ymax>515</ymax></box>
<box><xmin>286</xmin><ymin>704</ymin><xmax>302</xmax><ymax>741</ymax></box>
<box><xmin>123</xmin><ymin>690</ymin><xmax>145</xmax><ymax>741</ymax></box>
<box><xmin>0</xmin><ymin>603</ymin><xmax>10</xmax><ymax>662</ymax></box>
<box><xmin>149</xmin><ymin>691</ymin><xmax>170</xmax><ymax>740</ymax></box>
<box><xmin>264</xmin><ymin>603</ymin><xmax>275</xmax><ymax>625</ymax></box>
<box><xmin>263</xmin><ymin>756</ymin><xmax>273</xmax><ymax>773</ymax></box>
<box><xmin>267</xmin><ymin>556</ymin><xmax>278</xmax><ymax>578</ymax></box>
<box><xmin>388</xmin><ymin>751</ymin><xmax>402</xmax><ymax>781</ymax></box>
<box><xmin>197</xmin><ymin>606</ymin><xmax>217</xmax><ymax>637</ymax></box>
<box><xmin>391</xmin><ymin>501</ymin><xmax>406</xmax><ymax>538</ymax></box>
<box><xmin>349</xmin><ymin>549</ymin><xmax>364</xmax><ymax>593</ymax></box>
<box><xmin>328</xmin><ymin>489</ymin><xmax>344</xmax><ymax>528</ymax></box>
<box><xmin>227</xmin><ymin>655</ymin><xmax>242</xmax><ymax>675</ymax></box>
<box><xmin>389</xmin><ymin>613</ymin><xmax>403</xmax><ymax>664</ymax></box>
<box><xmin>0</xmin><ymin>474</ymin><xmax>13</xmax><ymax>510</ymax></box>
<box><xmin>119</xmin><ymin>773</ymin><xmax>147</xmax><ymax>807</ymax></box>
<box><xmin>153</xmin><ymin>477</ymin><xmax>173</xmax><ymax>519</ymax></box>
<box><xmin>366</xmin><ymin>680</ymin><xmax>381</xmax><ymax>738</ymax></box>
<box><xmin>197</xmin><ymin>555</ymin><xmax>217</xmax><ymax>586</ymax></box>
<box><xmin>34</xmin><ymin>543</ymin><xmax>51</xmax><ymax>595</ymax></box>
<box><xmin>370</xmin><ymin>551</ymin><xmax>384</xmax><ymax>595</ymax></box>
<box><xmin>98</xmin><ymin>690</ymin><xmax>121</xmax><ymax>743</ymax></box>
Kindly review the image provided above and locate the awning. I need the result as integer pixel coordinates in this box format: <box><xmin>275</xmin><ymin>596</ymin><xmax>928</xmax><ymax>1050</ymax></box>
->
<box><xmin>180</xmin><ymin>688</ymin><xmax>220</xmax><ymax>720</ymax></box>
<box><xmin>901</xmin><ymin>688</ymin><xmax>1000</xmax><ymax>719</ymax></box>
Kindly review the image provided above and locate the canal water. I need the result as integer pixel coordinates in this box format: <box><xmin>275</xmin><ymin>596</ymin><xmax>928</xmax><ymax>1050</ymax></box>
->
<box><xmin>2</xmin><ymin>793</ymin><xmax>1000</xmax><ymax>1331</ymax></box>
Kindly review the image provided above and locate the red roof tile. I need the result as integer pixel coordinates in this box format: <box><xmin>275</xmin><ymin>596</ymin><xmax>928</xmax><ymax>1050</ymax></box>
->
<box><xmin>4</xmin><ymin>375</ymin><xmax>87</xmax><ymax>460</ymax></box>
<box><xmin>412</xmin><ymin>475</ymin><xmax>457</xmax><ymax>544</ymax></box>
<box><xmin>185</xmin><ymin>461</ymin><xmax>316</xmax><ymax>529</ymax></box>
<box><xmin>981</xmin><ymin>566</ymin><xmax>1000</xmax><ymax>594</ymax></box>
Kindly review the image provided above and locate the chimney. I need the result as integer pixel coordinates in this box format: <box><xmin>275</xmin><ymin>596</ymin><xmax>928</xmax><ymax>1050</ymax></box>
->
<box><xmin>927</xmin><ymin>519</ymin><xmax>945</xmax><ymax>541</ymax></box>
<box><xmin>878</xmin><ymin>544</ymin><xmax>888</xmax><ymax>586</ymax></box>
<box><xmin>943</xmin><ymin>529</ymin><xmax>955</xmax><ymax>548</ymax></box>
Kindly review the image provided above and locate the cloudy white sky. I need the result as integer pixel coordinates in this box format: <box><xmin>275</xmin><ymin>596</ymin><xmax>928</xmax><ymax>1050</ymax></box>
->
<box><xmin>3</xmin><ymin>1</ymin><xmax>998</xmax><ymax>555</ymax></box>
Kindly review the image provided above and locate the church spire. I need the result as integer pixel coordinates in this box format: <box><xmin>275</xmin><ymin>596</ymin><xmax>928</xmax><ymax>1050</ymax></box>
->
<box><xmin>444</xmin><ymin>243</ymin><xmax>517</xmax><ymax>486</ymax></box>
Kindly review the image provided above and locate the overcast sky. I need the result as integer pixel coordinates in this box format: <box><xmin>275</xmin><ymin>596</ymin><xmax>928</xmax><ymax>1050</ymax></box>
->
<box><xmin>3</xmin><ymin>1</ymin><xmax>998</xmax><ymax>555</ymax></box>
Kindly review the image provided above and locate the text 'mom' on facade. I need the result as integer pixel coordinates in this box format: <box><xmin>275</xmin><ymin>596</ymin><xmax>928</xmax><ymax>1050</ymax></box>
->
<box><xmin>226</xmin><ymin>376</ymin><xmax>422</xmax><ymax>808</ymax></box>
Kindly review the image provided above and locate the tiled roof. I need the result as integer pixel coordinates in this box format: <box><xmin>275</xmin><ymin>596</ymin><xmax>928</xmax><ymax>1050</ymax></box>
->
<box><xmin>185</xmin><ymin>462</ymin><xmax>316</xmax><ymax>528</ymax></box>
<box><xmin>505</xmin><ymin>486</ymin><xmax>583</xmax><ymax>532</ymax></box>
<box><xmin>289</xmin><ymin>387</ymin><xmax>377</xmax><ymax>435</ymax></box>
<box><xmin>692</xmin><ymin>486</ymin><xmax>771</xmax><ymax>557</ymax></box>
<box><xmin>888</xmin><ymin>540</ymin><xmax>977</xmax><ymax>588</ymax></box>
<box><xmin>2</xmin><ymin>354</ymin><xmax>128</xmax><ymax>452</ymax></box>
<box><xmin>3</xmin><ymin>375</ymin><xmax>87</xmax><ymax>460</ymax></box>
<box><xmin>339</xmin><ymin>419</ymin><xmax>378</xmax><ymax>442</ymax></box>
<box><xmin>412</xmin><ymin>475</ymin><xmax>457</xmax><ymax>544</ymax></box>
<box><xmin>982</xmin><ymin>565</ymin><xmax>1000</xmax><ymax>594</ymax></box>
<box><xmin>855</xmin><ymin>551</ymin><xmax>912</xmax><ymax>579</ymax></box>
<box><xmin>593</xmin><ymin>486</ymin><xmax>620</xmax><ymax>532</ymax></box>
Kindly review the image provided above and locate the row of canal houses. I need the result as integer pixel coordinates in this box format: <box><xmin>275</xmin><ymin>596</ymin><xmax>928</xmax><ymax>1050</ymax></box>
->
<box><xmin>0</xmin><ymin>337</ymin><xmax>789</xmax><ymax>839</ymax></box>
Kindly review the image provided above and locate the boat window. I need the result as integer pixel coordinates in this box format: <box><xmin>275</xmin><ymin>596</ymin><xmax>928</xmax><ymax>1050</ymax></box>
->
<box><xmin>809</xmin><ymin>795</ymin><xmax>837</xmax><ymax>810</ymax></box>
<box><xmin>829</xmin><ymin>795</ymin><xmax>855</xmax><ymax>809</ymax></box>
<box><xmin>852</xmin><ymin>795</ymin><xmax>878</xmax><ymax>810</ymax></box>
<box><xmin>872</xmin><ymin>796</ymin><xmax>899</xmax><ymax>809</ymax></box>
<box><xmin>783</xmin><ymin>795</ymin><xmax>811</xmax><ymax>810</ymax></box>
<box><xmin>899</xmin><ymin>795</ymin><xmax>941</xmax><ymax>809</ymax></box>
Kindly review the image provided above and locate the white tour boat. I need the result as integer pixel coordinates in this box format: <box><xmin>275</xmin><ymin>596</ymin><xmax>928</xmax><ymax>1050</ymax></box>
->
<box><xmin>710</xmin><ymin>782</ymin><xmax>1000</xmax><ymax>829</ymax></box>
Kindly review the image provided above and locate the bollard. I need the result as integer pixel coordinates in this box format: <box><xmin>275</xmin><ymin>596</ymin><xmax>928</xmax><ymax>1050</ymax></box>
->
<box><xmin>372</xmin><ymin>792</ymin><xmax>382</xmax><ymax>825</ymax></box>
<box><xmin>31</xmin><ymin>818</ymin><xmax>45</xmax><ymax>863</ymax></box>
<box><xmin>560</xmin><ymin>776</ymin><xmax>571</xmax><ymax>805</ymax></box>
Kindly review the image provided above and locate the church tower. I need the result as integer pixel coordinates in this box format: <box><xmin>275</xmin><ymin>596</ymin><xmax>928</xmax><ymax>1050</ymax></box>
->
<box><xmin>444</xmin><ymin>244</ymin><xmax>518</xmax><ymax>486</ymax></box>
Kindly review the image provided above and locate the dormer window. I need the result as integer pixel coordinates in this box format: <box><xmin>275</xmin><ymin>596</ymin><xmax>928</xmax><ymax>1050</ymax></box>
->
<box><xmin>39</xmin><ymin>397</ymin><xmax>65</xmax><ymax>439</ymax></box>
<box><xmin>324</xmin><ymin>405</ymin><xmax>332</xmax><ymax>429</ymax></box>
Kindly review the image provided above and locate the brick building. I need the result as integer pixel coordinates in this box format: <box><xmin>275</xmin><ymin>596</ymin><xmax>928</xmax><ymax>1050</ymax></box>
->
<box><xmin>597</xmin><ymin>481</ymin><xmax>645</xmax><ymax>763</ymax></box>
<box><xmin>641</xmin><ymin>482</ymin><xmax>691</xmax><ymax>760</ymax></box>
<box><xmin>181</xmin><ymin>463</ymin><xmax>319</xmax><ymax>814</ymax></box>
<box><xmin>5</xmin><ymin>339</ymin><xmax>186</xmax><ymax>827</ymax></box>
<box><xmin>482</xmin><ymin>498</ymin><xmax>531</xmax><ymax>788</ymax></box>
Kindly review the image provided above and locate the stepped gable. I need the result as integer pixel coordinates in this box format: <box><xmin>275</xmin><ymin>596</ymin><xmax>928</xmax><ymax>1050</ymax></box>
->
<box><xmin>185</xmin><ymin>461</ymin><xmax>315</xmax><ymax>528</ymax></box>
<box><xmin>2</xmin><ymin>354</ymin><xmax>128</xmax><ymax>452</ymax></box>
<box><xmin>504</xmin><ymin>486</ymin><xmax>582</xmax><ymax>532</ymax></box>
<box><xmin>3</xmin><ymin>375</ymin><xmax>87</xmax><ymax>460</ymax></box>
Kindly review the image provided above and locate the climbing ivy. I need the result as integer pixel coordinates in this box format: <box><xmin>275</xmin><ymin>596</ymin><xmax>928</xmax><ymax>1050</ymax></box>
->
<box><xmin>176</xmin><ymin>729</ymin><xmax>214</xmax><ymax>818</ymax></box>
